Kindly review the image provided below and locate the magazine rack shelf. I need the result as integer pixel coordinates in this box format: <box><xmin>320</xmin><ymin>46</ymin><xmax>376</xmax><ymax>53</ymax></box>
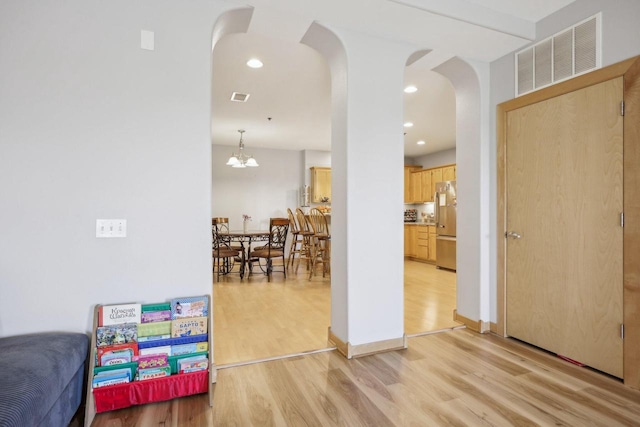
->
<box><xmin>83</xmin><ymin>295</ymin><xmax>215</xmax><ymax>426</ymax></box>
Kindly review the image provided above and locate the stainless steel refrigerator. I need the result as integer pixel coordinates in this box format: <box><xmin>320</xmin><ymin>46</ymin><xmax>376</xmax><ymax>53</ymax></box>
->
<box><xmin>434</xmin><ymin>180</ymin><xmax>456</xmax><ymax>271</ymax></box>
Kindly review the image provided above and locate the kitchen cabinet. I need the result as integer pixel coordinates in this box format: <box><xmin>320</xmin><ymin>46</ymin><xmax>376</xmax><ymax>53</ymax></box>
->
<box><xmin>430</xmin><ymin>168</ymin><xmax>443</xmax><ymax>198</ymax></box>
<box><xmin>410</xmin><ymin>171</ymin><xmax>422</xmax><ymax>203</ymax></box>
<box><xmin>420</xmin><ymin>170</ymin><xmax>433</xmax><ymax>202</ymax></box>
<box><xmin>428</xmin><ymin>226</ymin><xmax>436</xmax><ymax>262</ymax></box>
<box><xmin>404</xmin><ymin>225</ymin><xmax>417</xmax><ymax>257</ymax></box>
<box><xmin>416</xmin><ymin>227</ymin><xmax>429</xmax><ymax>260</ymax></box>
<box><xmin>310</xmin><ymin>167</ymin><xmax>331</xmax><ymax>203</ymax></box>
<box><xmin>404</xmin><ymin>224</ymin><xmax>434</xmax><ymax>263</ymax></box>
<box><xmin>404</xmin><ymin>166</ymin><xmax>421</xmax><ymax>203</ymax></box>
<box><xmin>442</xmin><ymin>165</ymin><xmax>456</xmax><ymax>181</ymax></box>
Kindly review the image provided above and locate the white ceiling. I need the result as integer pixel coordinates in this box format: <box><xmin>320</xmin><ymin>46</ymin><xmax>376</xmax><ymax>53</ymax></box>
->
<box><xmin>212</xmin><ymin>0</ymin><xmax>576</xmax><ymax>157</ymax></box>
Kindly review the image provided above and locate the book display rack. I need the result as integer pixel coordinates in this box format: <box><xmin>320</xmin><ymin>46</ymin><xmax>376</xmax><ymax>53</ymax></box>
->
<box><xmin>84</xmin><ymin>295</ymin><xmax>214</xmax><ymax>426</ymax></box>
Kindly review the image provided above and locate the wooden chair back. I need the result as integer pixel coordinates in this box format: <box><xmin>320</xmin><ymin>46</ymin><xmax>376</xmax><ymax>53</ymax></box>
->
<box><xmin>295</xmin><ymin>208</ymin><xmax>313</xmax><ymax>234</ymax></box>
<box><xmin>308</xmin><ymin>208</ymin><xmax>329</xmax><ymax>237</ymax></box>
<box><xmin>287</xmin><ymin>208</ymin><xmax>299</xmax><ymax>234</ymax></box>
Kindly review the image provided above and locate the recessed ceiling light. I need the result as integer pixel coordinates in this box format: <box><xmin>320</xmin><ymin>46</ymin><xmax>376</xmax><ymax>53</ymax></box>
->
<box><xmin>404</xmin><ymin>85</ymin><xmax>418</xmax><ymax>93</ymax></box>
<box><xmin>417</xmin><ymin>140</ymin><xmax>426</xmax><ymax>145</ymax></box>
<box><xmin>246</xmin><ymin>58</ymin><xmax>263</xmax><ymax>68</ymax></box>
<box><xmin>230</xmin><ymin>92</ymin><xmax>250</xmax><ymax>102</ymax></box>
<box><xmin>404</xmin><ymin>122</ymin><xmax>413</xmax><ymax>127</ymax></box>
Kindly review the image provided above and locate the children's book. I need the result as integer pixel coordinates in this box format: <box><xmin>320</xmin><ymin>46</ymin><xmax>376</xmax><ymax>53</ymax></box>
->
<box><xmin>96</xmin><ymin>323</ymin><xmax>137</xmax><ymax>347</ymax></box>
<box><xmin>170</xmin><ymin>296</ymin><xmax>208</xmax><ymax>319</ymax></box>
<box><xmin>137</xmin><ymin>320</ymin><xmax>171</xmax><ymax>337</ymax></box>
<box><xmin>134</xmin><ymin>353</ymin><xmax>169</xmax><ymax>370</ymax></box>
<box><xmin>97</xmin><ymin>342</ymin><xmax>138</xmax><ymax>366</ymax></box>
<box><xmin>138</xmin><ymin>366</ymin><xmax>171</xmax><ymax>381</ymax></box>
<box><xmin>139</xmin><ymin>345</ymin><xmax>172</xmax><ymax>356</ymax></box>
<box><xmin>137</xmin><ymin>334</ymin><xmax>171</xmax><ymax>343</ymax></box>
<box><xmin>171</xmin><ymin>316</ymin><xmax>207</xmax><ymax>337</ymax></box>
<box><xmin>98</xmin><ymin>303</ymin><xmax>141</xmax><ymax>327</ymax></box>
<box><xmin>171</xmin><ymin>342</ymin><xmax>208</xmax><ymax>356</ymax></box>
<box><xmin>141</xmin><ymin>310</ymin><xmax>171</xmax><ymax>323</ymax></box>
<box><xmin>93</xmin><ymin>362</ymin><xmax>137</xmax><ymax>382</ymax></box>
<box><xmin>141</xmin><ymin>302</ymin><xmax>171</xmax><ymax>313</ymax></box>
<box><xmin>178</xmin><ymin>355</ymin><xmax>208</xmax><ymax>374</ymax></box>
<box><xmin>100</xmin><ymin>350</ymin><xmax>133</xmax><ymax>366</ymax></box>
<box><xmin>92</xmin><ymin>368</ymin><xmax>131</xmax><ymax>387</ymax></box>
<box><xmin>92</xmin><ymin>376</ymin><xmax>130</xmax><ymax>388</ymax></box>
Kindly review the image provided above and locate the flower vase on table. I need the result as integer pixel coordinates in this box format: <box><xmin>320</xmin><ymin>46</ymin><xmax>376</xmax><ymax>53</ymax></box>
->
<box><xmin>242</xmin><ymin>215</ymin><xmax>251</xmax><ymax>233</ymax></box>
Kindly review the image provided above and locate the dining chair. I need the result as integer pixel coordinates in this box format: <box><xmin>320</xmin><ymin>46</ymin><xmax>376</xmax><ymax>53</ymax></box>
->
<box><xmin>294</xmin><ymin>208</ymin><xmax>314</xmax><ymax>274</ymax></box>
<box><xmin>212</xmin><ymin>217</ymin><xmax>243</xmax><ymax>252</ymax></box>
<box><xmin>212</xmin><ymin>218</ymin><xmax>240</xmax><ymax>282</ymax></box>
<box><xmin>286</xmin><ymin>208</ymin><xmax>303</xmax><ymax>270</ymax></box>
<box><xmin>307</xmin><ymin>208</ymin><xmax>331</xmax><ymax>279</ymax></box>
<box><xmin>249</xmin><ymin>218</ymin><xmax>289</xmax><ymax>282</ymax></box>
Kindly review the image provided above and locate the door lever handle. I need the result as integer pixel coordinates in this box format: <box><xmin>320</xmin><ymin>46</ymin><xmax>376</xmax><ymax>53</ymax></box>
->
<box><xmin>506</xmin><ymin>231</ymin><xmax>521</xmax><ymax>239</ymax></box>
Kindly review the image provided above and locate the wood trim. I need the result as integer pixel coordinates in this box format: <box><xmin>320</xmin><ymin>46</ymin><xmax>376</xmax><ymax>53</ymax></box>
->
<box><xmin>328</xmin><ymin>328</ymin><xmax>406</xmax><ymax>359</ymax></box>
<box><xmin>453</xmin><ymin>309</ymin><xmax>490</xmax><ymax>333</ymax></box>
<box><xmin>490</xmin><ymin>322</ymin><xmax>498</xmax><ymax>335</ymax></box>
<box><xmin>623</xmin><ymin>58</ymin><xmax>640</xmax><ymax>389</ymax></box>
<box><xmin>327</xmin><ymin>327</ymin><xmax>349</xmax><ymax>358</ymax></box>
<box><xmin>348</xmin><ymin>336</ymin><xmax>407</xmax><ymax>358</ymax></box>
<box><xmin>497</xmin><ymin>55</ymin><xmax>640</xmax><ymax>389</ymax></box>
<box><xmin>496</xmin><ymin>97</ymin><xmax>508</xmax><ymax>338</ymax></box>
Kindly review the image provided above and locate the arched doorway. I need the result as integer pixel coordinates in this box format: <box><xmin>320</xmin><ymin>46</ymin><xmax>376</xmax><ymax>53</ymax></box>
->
<box><xmin>210</xmin><ymin>9</ymin><xmax>335</xmax><ymax>366</ymax></box>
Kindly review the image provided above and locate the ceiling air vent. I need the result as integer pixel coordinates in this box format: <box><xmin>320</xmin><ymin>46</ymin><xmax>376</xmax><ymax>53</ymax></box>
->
<box><xmin>230</xmin><ymin>92</ymin><xmax>250</xmax><ymax>102</ymax></box>
<box><xmin>516</xmin><ymin>13</ymin><xmax>601</xmax><ymax>97</ymax></box>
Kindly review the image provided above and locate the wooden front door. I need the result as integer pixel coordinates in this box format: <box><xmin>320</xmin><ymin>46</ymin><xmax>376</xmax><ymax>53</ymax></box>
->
<box><xmin>506</xmin><ymin>77</ymin><xmax>624</xmax><ymax>378</ymax></box>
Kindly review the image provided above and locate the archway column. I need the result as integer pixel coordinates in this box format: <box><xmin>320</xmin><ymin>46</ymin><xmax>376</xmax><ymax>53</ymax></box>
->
<box><xmin>434</xmin><ymin>58</ymin><xmax>492</xmax><ymax>331</ymax></box>
<box><xmin>304</xmin><ymin>25</ymin><xmax>414</xmax><ymax>356</ymax></box>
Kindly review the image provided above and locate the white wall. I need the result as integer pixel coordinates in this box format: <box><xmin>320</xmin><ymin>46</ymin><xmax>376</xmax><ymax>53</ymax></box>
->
<box><xmin>488</xmin><ymin>0</ymin><xmax>640</xmax><ymax>322</ymax></box>
<box><xmin>0</xmin><ymin>0</ymin><xmax>233</xmax><ymax>336</ymax></box>
<box><xmin>435</xmin><ymin>57</ymin><xmax>491</xmax><ymax>325</ymax></box>
<box><xmin>414</xmin><ymin>148</ymin><xmax>456</xmax><ymax>169</ymax></box>
<box><xmin>212</xmin><ymin>145</ymin><xmax>302</xmax><ymax>229</ymax></box>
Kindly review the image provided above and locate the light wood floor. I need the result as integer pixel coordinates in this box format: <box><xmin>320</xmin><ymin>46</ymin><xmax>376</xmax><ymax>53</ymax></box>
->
<box><xmin>90</xmin><ymin>328</ymin><xmax>640</xmax><ymax>426</ymax></box>
<box><xmin>213</xmin><ymin>259</ymin><xmax>459</xmax><ymax>366</ymax></box>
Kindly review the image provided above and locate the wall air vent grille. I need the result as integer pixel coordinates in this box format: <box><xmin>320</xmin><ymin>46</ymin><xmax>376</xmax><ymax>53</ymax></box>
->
<box><xmin>534</xmin><ymin>39</ymin><xmax>552</xmax><ymax>88</ymax></box>
<box><xmin>516</xmin><ymin>13</ymin><xmax>601</xmax><ymax>97</ymax></box>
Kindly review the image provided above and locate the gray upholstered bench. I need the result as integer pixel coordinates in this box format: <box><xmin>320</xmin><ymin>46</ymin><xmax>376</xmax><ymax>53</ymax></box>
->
<box><xmin>0</xmin><ymin>332</ymin><xmax>89</xmax><ymax>427</ymax></box>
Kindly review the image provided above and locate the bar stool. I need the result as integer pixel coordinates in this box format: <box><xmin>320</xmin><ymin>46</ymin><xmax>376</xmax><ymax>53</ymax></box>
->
<box><xmin>307</xmin><ymin>208</ymin><xmax>330</xmax><ymax>279</ymax></box>
<box><xmin>286</xmin><ymin>208</ymin><xmax>303</xmax><ymax>270</ymax></box>
<box><xmin>295</xmin><ymin>208</ymin><xmax>314</xmax><ymax>274</ymax></box>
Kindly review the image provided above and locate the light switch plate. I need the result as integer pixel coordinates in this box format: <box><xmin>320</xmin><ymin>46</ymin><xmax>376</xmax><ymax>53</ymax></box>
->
<box><xmin>96</xmin><ymin>219</ymin><xmax>127</xmax><ymax>238</ymax></box>
<box><xmin>141</xmin><ymin>30</ymin><xmax>154</xmax><ymax>51</ymax></box>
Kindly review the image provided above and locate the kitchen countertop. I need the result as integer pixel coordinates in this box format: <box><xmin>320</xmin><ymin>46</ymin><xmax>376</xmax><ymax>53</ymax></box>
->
<box><xmin>404</xmin><ymin>221</ymin><xmax>435</xmax><ymax>226</ymax></box>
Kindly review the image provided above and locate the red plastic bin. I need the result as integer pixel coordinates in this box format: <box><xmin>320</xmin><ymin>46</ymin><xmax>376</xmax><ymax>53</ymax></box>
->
<box><xmin>93</xmin><ymin>370</ymin><xmax>209</xmax><ymax>413</ymax></box>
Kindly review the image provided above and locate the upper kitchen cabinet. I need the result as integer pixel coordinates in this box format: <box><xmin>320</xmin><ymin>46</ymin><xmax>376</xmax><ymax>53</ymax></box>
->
<box><xmin>405</xmin><ymin>164</ymin><xmax>456</xmax><ymax>203</ymax></box>
<box><xmin>430</xmin><ymin>168</ymin><xmax>443</xmax><ymax>199</ymax></box>
<box><xmin>404</xmin><ymin>166</ymin><xmax>421</xmax><ymax>203</ymax></box>
<box><xmin>311</xmin><ymin>167</ymin><xmax>331</xmax><ymax>203</ymax></box>
<box><xmin>420</xmin><ymin>170</ymin><xmax>432</xmax><ymax>202</ymax></box>
<box><xmin>410</xmin><ymin>170</ymin><xmax>422</xmax><ymax>203</ymax></box>
<box><xmin>442</xmin><ymin>165</ymin><xmax>456</xmax><ymax>181</ymax></box>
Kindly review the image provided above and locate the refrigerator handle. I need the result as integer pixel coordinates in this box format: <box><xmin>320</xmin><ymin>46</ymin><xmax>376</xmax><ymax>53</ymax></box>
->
<box><xmin>434</xmin><ymin>191</ymin><xmax>439</xmax><ymax>224</ymax></box>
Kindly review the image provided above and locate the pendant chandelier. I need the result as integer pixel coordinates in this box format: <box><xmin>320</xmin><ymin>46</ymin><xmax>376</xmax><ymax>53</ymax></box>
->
<box><xmin>226</xmin><ymin>129</ymin><xmax>258</xmax><ymax>168</ymax></box>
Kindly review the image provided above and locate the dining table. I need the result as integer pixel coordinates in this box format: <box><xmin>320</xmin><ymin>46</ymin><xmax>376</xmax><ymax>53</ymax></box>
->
<box><xmin>220</xmin><ymin>229</ymin><xmax>271</xmax><ymax>279</ymax></box>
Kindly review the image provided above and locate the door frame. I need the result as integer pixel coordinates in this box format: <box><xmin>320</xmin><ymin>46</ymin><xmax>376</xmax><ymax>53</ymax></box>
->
<box><xmin>496</xmin><ymin>55</ymin><xmax>640</xmax><ymax>388</ymax></box>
